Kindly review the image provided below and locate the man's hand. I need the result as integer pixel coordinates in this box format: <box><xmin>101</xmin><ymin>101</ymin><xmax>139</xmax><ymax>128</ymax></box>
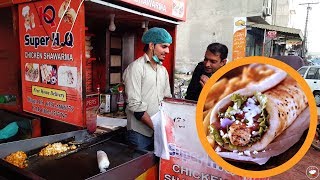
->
<box><xmin>140</xmin><ymin>112</ymin><xmax>154</xmax><ymax>130</ymax></box>
<box><xmin>200</xmin><ymin>75</ymin><xmax>209</xmax><ymax>87</ymax></box>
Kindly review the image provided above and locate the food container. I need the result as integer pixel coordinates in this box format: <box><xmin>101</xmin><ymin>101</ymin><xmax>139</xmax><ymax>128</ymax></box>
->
<box><xmin>99</xmin><ymin>94</ymin><xmax>111</xmax><ymax>113</ymax></box>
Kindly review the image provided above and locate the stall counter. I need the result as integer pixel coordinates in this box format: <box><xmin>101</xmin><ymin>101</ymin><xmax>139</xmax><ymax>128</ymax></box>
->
<box><xmin>0</xmin><ymin>129</ymin><xmax>157</xmax><ymax>180</ymax></box>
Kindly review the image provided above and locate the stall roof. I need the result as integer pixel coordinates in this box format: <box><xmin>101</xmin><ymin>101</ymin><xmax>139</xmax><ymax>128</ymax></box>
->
<box><xmin>87</xmin><ymin>0</ymin><xmax>179</xmax><ymax>25</ymax></box>
<box><xmin>248</xmin><ymin>23</ymin><xmax>304</xmax><ymax>40</ymax></box>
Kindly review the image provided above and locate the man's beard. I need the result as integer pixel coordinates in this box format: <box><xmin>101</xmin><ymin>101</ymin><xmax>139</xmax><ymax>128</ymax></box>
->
<box><xmin>204</xmin><ymin>68</ymin><xmax>214</xmax><ymax>76</ymax></box>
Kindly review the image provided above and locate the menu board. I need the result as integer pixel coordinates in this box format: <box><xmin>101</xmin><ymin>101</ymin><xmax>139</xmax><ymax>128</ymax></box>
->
<box><xmin>19</xmin><ymin>0</ymin><xmax>85</xmax><ymax>126</ymax></box>
<box><xmin>232</xmin><ymin>17</ymin><xmax>247</xmax><ymax>60</ymax></box>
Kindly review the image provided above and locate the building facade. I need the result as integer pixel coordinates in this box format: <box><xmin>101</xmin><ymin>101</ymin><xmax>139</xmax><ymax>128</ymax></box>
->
<box><xmin>174</xmin><ymin>0</ymin><xmax>303</xmax><ymax>98</ymax></box>
<box><xmin>174</xmin><ymin>0</ymin><xmax>274</xmax><ymax>98</ymax></box>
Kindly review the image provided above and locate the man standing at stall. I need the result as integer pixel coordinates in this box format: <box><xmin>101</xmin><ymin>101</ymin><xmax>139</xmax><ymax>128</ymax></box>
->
<box><xmin>123</xmin><ymin>27</ymin><xmax>172</xmax><ymax>150</ymax></box>
<box><xmin>185</xmin><ymin>43</ymin><xmax>228</xmax><ymax>101</ymax></box>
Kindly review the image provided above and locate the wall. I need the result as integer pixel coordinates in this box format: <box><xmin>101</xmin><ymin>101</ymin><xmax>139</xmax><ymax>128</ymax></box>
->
<box><xmin>174</xmin><ymin>0</ymin><xmax>267</xmax><ymax>98</ymax></box>
<box><xmin>272</xmin><ymin>0</ymin><xmax>290</xmax><ymax>26</ymax></box>
<box><xmin>287</xmin><ymin>0</ymin><xmax>296</xmax><ymax>28</ymax></box>
<box><xmin>175</xmin><ymin>0</ymin><xmax>266</xmax><ymax>71</ymax></box>
<box><xmin>0</xmin><ymin>7</ymin><xmax>21</xmax><ymax>112</ymax></box>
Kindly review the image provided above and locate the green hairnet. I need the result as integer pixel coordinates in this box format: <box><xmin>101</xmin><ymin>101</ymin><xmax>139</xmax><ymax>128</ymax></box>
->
<box><xmin>142</xmin><ymin>27</ymin><xmax>172</xmax><ymax>44</ymax></box>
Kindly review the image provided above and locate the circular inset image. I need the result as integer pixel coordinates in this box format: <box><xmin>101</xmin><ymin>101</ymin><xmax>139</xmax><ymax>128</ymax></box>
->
<box><xmin>196</xmin><ymin>56</ymin><xmax>317</xmax><ymax>178</ymax></box>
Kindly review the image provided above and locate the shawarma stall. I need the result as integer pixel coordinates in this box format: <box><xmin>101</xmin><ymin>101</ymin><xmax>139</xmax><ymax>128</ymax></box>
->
<box><xmin>0</xmin><ymin>0</ymin><xmax>186</xmax><ymax>179</ymax></box>
<box><xmin>0</xmin><ymin>0</ymin><xmax>186</xmax><ymax>130</ymax></box>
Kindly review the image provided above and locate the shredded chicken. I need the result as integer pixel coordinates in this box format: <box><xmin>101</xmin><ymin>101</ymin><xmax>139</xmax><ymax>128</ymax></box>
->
<box><xmin>228</xmin><ymin>123</ymin><xmax>252</xmax><ymax>146</ymax></box>
<box><xmin>4</xmin><ymin>151</ymin><xmax>28</xmax><ymax>168</ymax></box>
<box><xmin>39</xmin><ymin>142</ymin><xmax>76</xmax><ymax>156</ymax></box>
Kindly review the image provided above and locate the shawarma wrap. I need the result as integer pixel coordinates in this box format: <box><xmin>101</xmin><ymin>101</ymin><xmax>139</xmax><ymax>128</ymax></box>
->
<box><xmin>208</xmin><ymin>69</ymin><xmax>308</xmax><ymax>152</ymax></box>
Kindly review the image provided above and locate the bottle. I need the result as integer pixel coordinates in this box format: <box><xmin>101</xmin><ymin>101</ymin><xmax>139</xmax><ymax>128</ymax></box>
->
<box><xmin>96</xmin><ymin>84</ymin><xmax>100</xmax><ymax>94</ymax></box>
<box><xmin>117</xmin><ymin>83</ymin><xmax>125</xmax><ymax>112</ymax></box>
<box><xmin>0</xmin><ymin>95</ymin><xmax>6</xmax><ymax>103</ymax></box>
<box><xmin>0</xmin><ymin>95</ymin><xmax>14</xmax><ymax>104</ymax></box>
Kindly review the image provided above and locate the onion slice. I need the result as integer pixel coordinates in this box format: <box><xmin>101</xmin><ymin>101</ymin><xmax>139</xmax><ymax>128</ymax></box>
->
<box><xmin>220</xmin><ymin>118</ymin><xmax>234</xmax><ymax>129</ymax></box>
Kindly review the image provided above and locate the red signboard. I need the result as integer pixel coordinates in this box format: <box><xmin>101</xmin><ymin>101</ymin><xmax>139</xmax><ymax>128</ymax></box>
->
<box><xmin>267</xmin><ymin>31</ymin><xmax>277</xmax><ymax>39</ymax></box>
<box><xmin>0</xmin><ymin>0</ymin><xmax>12</xmax><ymax>8</ymax></box>
<box><xmin>0</xmin><ymin>0</ymin><xmax>34</xmax><ymax>8</ymax></box>
<box><xmin>19</xmin><ymin>0</ymin><xmax>85</xmax><ymax>126</ymax></box>
<box><xmin>119</xmin><ymin>0</ymin><xmax>187</xmax><ymax>21</ymax></box>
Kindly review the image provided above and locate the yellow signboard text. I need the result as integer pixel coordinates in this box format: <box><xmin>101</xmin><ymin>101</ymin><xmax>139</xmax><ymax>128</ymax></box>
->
<box><xmin>32</xmin><ymin>86</ymin><xmax>66</xmax><ymax>101</ymax></box>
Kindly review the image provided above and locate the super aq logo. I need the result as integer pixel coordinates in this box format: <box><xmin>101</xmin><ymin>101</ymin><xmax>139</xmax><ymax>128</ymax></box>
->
<box><xmin>306</xmin><ymin>166</ymin><xmax>319</xmax><ymax>179</ymax></box>
<box><xmin>38</xmin><ymin>5</ymin><xmax>56</xmax><ymax>27</ymax></box>
<box><xmin>24</xmin><ymin>32</ymin><xmax>74</xmax><ymax>49</ymax></box>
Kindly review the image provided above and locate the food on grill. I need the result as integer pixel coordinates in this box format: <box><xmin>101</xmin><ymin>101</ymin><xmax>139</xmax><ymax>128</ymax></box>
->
<box><xmin>4</xmin><ymin>151</ymin><xmax>28</xmax><ymax>168</ymax></box>
<box><xmin>39</xmin><ymin>142</ymin><xmax>76</xmax><ymax>156</ymax></box>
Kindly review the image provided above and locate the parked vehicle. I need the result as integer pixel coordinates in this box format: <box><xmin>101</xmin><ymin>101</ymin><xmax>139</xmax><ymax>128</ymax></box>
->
<box><xmin>272</xmin><ymin>55</ymin><xmax>305</xmax><ymax>70</ymax></box>
<box><xmin>298</xmin><ymin>66</ymin><xmax>320</xmax><ymax>106</ymax></box>
<box><xmin>287</xmin><ymin>50</ymin><xmax>298</xmax><ymax>56</ymax></box>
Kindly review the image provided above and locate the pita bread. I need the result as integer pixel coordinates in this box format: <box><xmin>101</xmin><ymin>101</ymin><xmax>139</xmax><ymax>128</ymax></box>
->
<box><xmin>210</xmin><ymin>70</ymin><xmax>307</xmax><ymax>151</ymax></box>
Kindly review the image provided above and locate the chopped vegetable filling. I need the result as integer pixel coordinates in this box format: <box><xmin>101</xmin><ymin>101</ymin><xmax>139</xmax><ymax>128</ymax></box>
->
<box><xmin>209</xmin><ymin>92</ymin><xmax>269</xmax><ymax>150</ymax></box>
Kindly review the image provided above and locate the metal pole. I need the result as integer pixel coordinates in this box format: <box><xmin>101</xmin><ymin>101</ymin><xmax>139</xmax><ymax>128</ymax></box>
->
<box><xmin>303</xmin><ymin>5</ymin><xmax>310</xmax><ymax>58</ymax></box>
<box><xmin>299</xmin><ymin>2</ymin><xmax>319</xmax><ymax>58</ymax></box>
<box><xmin>262</xmin><ymin>29</ymin><xmax>267</xmax><ymax>56</ymax></box>
<box><xmin>270</xmin><ymin>39</ymin><xmax>274</xmax><ymax>57</ymax></box>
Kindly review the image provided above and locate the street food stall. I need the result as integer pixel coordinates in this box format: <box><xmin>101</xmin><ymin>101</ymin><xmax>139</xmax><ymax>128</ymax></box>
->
<box><xmin>0</xmin><ymin>0</ymin><xmax>187</xmax><ymax>179</ymax></box>
<box><xmin>1</xmin><ymin>1</ymin><xmax>319</xmax><ymax>179</ymax></box>
<box><xmin>0</xmin><ymin>0</ymin><xmax>186</xmax><ymax>130</ymax></box>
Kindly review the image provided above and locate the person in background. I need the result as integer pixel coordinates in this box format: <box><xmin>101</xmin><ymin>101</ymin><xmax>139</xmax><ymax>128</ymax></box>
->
<box><xmin>185</xmin><ymin>43</ymin><xmax>228</xmax><ymax>101</ymax></box>
<box><xmin>123</xmin><ymin>27</ymin><xmax>172</xmax><ymax>150</ymax></box>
